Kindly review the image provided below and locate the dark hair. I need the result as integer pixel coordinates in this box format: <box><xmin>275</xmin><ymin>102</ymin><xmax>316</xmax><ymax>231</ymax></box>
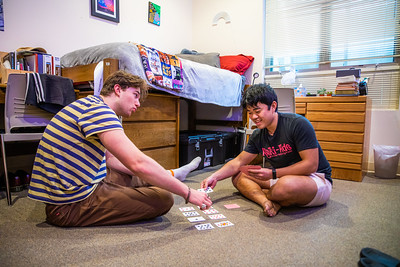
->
<box><xmin>241</xmin><ymin>83</ymin><xmax>278</xmax><ymax>112</ymax></box>
<box><xmin>101</xmin><ymin>70</ymin><xmax>148</xmax><ymax>100</ymax></box>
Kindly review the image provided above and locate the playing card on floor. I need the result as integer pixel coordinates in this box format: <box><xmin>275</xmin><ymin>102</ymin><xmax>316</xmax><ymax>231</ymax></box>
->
<box><xmin>224</xmin><ymin>204</ymin><xmax>240</xmax><ymax>209</ymax></box>
<box><xmin>187</xmin><ymin>216</ymin><xmax>206</xmax><ymax>223</ymax></box>
<box><xmin>179</xmin><ymin>207</ymin><xmax>195</xmax><ymax>212</ymax></box>
<box><xmin>182</xmin><ymin>211</ymin><xmax>200</xmax><ymax>217</ymax></box>
<box><xmin>195</xmin><ymin>223</ymin><xmax>214</xmax><ymax>231</ymax></box>
<box><xmin>215</xmin><ymin>221</ymin><xmax>234</xmax><ymax>228</ymax></box>
<box><xmin>202</xmin><ymin>208</ymin><xmax>219</xmax><ymax>215</ymax></box>
<box><xmin>208</xmin><ymin>214</ymin><xmax>226</xmax><ymax>220</ymax></box>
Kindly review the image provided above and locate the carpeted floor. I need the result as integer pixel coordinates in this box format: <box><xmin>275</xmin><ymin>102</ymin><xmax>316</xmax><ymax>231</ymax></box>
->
<box><xmin>1</xmin><ymin>165</ymin><xmax>399</xmax><ymax>267</ymax></box>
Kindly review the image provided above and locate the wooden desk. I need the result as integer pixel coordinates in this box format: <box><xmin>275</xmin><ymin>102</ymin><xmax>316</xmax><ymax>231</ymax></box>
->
<box><xmin>295</xmin><ymin>96</ymin><xmax>371</xmax><ymax>182</ymax></box>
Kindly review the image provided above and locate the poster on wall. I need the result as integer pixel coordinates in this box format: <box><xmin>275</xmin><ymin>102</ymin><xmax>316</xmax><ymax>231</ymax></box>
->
<box><xmin>0</xmin><ymin>0</ymin><xmax>4</xmax><ymax>31</ymax></box>
<box><xmin>91</xmin><ymin>0</ymin><xmax>120</xmax><ymax>23</ymax></box>
<box><xmin>148</xmin><ymin>2</ymin><xmax>160</xmax><ymax>26</ymax></box>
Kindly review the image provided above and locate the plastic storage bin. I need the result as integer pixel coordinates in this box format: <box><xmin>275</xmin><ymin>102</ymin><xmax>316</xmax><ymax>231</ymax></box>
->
<box><xmin>179</xmin><ymin>131</ymin><xmax>241</xmax><ymax>170</ymax></box>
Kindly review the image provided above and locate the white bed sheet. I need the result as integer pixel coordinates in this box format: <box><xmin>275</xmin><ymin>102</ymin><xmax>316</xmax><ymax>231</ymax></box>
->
<box><xmin>61</xmin><ymin>42</ymin><xmax>244</xmax><ymax>107</ymax></box>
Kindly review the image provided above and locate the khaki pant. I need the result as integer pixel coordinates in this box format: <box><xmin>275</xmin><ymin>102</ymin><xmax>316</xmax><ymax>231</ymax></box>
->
<box><xmin>45</xmin><ymin>168</ymin><xmax>174</xmax><ymax>227</ymax></box>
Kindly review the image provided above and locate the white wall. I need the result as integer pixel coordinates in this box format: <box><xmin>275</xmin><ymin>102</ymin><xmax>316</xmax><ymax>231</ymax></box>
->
<box><xmin>0</xmin><ymin>0</ymin><xmax>193</xmax><ymax>55</ymax></box>
<box><xmin>192</xmin><ymin>0</ymin><xmax>264</xmax><ymax>82</ymax></box>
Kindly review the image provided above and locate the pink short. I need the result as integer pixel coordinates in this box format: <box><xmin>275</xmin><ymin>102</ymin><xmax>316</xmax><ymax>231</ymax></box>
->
<box><xmin>302</xmin><ymin>172</ymin><xmax>332</xmax><ymax>207</ymax></box>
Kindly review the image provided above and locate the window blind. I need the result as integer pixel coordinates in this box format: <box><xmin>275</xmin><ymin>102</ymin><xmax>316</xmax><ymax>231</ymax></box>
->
<box><xmin>264</xmin><ymin>0</ymin><xmax>399</xmax><ymax>109</ymax></box>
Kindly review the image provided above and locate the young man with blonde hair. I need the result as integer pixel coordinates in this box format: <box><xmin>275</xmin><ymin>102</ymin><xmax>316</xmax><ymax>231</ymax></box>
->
<box><xmin>29</xmin><ymin>70</ymin><xmax>211</xmax><ymax>226</ymax></box>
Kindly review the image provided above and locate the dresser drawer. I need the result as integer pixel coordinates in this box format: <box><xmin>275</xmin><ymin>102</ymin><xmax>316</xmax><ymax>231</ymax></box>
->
<box><xmin>143</xmin><ymin>146</ymin><xmax>177</xmax><ymax>170</ymax></box>
<box><xmin>307</xmin><ymin>112</ymin><xmax>365</xmax><ymax>123</ymax></box>
<box><xmin>324</xmin><ymin>150</ymin><xmax>362</xmax><ymax>164</ymax></box>
<box><xmin>319</xmin><ymin>141</ymin><xmax>363</xmax><ymax>153</ymax></box>
<box><xmin>307</xmin><ymin>102</ymin><xmax>366</xmax><ymax>112</ymax></box>
<box><xmin>315</xmin><ymin>131</ymin><xmax>364</xmax><ymax>143</ymax></box>
<box><xmin>311</xmin><ymin>122</ymin><xmax>365</xmax><ymax>132</ymax></box>
<box><xmin>124</xmin><ymin>121</ymin><xmax>177</xmax><ymax>150</ymax></box>
<box><xmin>125</xmin><ymin>93</ymin><xmax>178</xmax><ymax>122</ymax></box>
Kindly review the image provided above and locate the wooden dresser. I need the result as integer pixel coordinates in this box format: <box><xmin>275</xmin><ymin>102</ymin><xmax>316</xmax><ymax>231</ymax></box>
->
<box><xmin>123</xmin><ymin>93</ymin><xmax>179</xmax><ymax>169</ymax></box>
<box><xmin>295</xmin><ymin>96</ymin><xmax>371</xmax><ymax>182</ymax></box>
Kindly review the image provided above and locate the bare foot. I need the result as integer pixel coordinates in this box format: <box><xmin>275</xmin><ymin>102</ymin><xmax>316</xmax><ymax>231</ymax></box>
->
<box><xmin>263</xmin><ymin>199</ymin><xmax>281</xmax><ymax>217</ymax></box>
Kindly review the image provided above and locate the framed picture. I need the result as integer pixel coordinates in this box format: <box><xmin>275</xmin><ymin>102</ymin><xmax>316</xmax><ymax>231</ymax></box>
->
<box><xmin>148</xmin><ymin>2</ymin><xmax>160</xmax><ymax>26</ymax></box>
<box><xmin>91</xmin><ymin>0</ymin><xmax>120</xmax><ymax>23</ymax></box>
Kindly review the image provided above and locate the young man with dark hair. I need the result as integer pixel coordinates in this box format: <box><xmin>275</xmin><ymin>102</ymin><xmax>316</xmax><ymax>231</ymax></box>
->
<box><xmin>201</xmin><ymin>83</ymin><xmax>332</xmax><ymax>216</ymax></box>
<box><xmin>28</xmin><ymin>70</ymin><xmax>211</xmax><ymax>226</ymax></box>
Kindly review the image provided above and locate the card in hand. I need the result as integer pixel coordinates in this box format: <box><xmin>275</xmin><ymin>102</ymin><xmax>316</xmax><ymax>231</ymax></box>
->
<box><xmin>195</xmin><ymin>223</ymin><xmax>214</xmax><ymax>231</ymax></box>
<box><xmin>187</xmin><ymin>216</ymin><xmax>206</xmax><ymax>223</ymax></box>
<box><xmin>214</xmin><ymin>221</ymin><xmax>234</xmax><ymax>228</ymax></box>
<box><xmin>208</xmin><ymin>214</ymin><xmax>226</xmax><ymax>220</ymax></box>
<box><xmin>182</xmin><ymin>211</ymin><xmax>200</xmax><ymax>217</ymax></box>
<box><xmin>239</xmin><ymin>165</ymin><xmax>261</xmax><ymax>176</ymax></box>
<box><xmin>179</xmin><ymin>207</ymin><xmax>195</xmax><ymax>212</ymax></box>
<box><xmin>197</xmin><ymin>187</ymin><xmax>213</xmax><ymax>193</ymax></box>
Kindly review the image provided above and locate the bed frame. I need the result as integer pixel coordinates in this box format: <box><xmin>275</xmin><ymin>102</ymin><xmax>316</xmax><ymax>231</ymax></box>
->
<box><xmin>62</xmin><ymin>58</ymin><xmax>180</xmax><ymax>169</ymax></box>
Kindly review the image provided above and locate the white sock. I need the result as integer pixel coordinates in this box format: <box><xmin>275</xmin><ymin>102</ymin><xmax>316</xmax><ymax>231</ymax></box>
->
<box><xmin>172</xmin><ymin>157</ymin><xmax>202</xmax><ymax>181</ymax></box>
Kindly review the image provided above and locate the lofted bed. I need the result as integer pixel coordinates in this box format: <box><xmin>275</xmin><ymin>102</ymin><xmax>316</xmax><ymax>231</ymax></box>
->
<box><xmin>60</xmin><ymin>42</ymin><xmax>252</xmax><ymax>169</ymax></box>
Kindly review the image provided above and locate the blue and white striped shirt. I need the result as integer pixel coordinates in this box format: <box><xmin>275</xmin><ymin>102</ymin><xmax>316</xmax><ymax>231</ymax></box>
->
<box><xmin>28</xmin><ymin>95</ymin><xmax>123</xmax><ymax>204</ymax></box>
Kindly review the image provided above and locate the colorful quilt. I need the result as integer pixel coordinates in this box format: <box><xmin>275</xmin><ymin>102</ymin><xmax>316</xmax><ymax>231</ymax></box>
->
<box><xmin>136</xmin><ymin>44</ymin><xmax>183</xmax><ymax>90</ymax></box>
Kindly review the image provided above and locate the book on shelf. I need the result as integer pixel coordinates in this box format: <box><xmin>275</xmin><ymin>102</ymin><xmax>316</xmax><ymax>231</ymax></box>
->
<box><xmin>43</xmin><ymin>54</ymin><xmax>53</xmax><ymax>75</ymax></box>
<box><xmin>25</xmin><ymin>54</ymin><xmax>38</xmax><ymax>72</ymax></box>
<box><xmin>9</xmin><ymin>51</ymin><xmax>16</xmax><ymax>69</ymax></box>
<box><xmin>52</xmin><ymin>56</ymin><xmax>61</xmax><ymax>76</ymax></box>
<box><xmin>336</xmin><ymin>86</ymin><xmax>359</xmax><ymax>90</ymax></box>
<box><xmin>2</xmin><ymin>50</ymin><xmax>60</xmax><ymax>76</ymax></box>
<box><xmin>336</xmin><ymin>75</ymin><xmax>360</xmax><ymax>84</ymax></box>
<box><xmin>336</xmin><ymin>81</ymin><xmax>358</xmax><ymax>87</ymax></box>
<box><xmin>335</xmin><ymin>89</ymin><xmax>359</xmax><ymax>95</ymax></box>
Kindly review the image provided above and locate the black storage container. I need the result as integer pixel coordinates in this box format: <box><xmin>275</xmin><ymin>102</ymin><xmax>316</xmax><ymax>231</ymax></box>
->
<box><xmin>179</xmin><ymin>131</ymin><xmax>241</xmax><ymax>170</ymax></box>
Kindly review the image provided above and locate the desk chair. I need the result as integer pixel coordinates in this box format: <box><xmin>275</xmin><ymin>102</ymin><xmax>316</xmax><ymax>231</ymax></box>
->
<box><xmin>1</xmin><ymin>73</ymin><xmax>53</xmax><ymax>205</ymax></box>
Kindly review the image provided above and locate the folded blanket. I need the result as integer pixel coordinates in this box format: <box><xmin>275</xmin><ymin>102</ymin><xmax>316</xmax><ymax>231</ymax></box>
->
<box><xmin>136</xmin><ymin>44</ymin><xmax>183</xmax><ymax>90</ymax></box>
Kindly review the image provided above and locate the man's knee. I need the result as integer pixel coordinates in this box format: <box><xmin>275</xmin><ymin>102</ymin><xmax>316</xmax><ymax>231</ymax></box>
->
<box><xmin>231</xmin><ymin>173</ymin><xmax>243</xmax><ymax>189</ymax></box>
<box><xmin>152</xmin><ymin>188</ymin><xmax>174</xmax><ymax>215</ymax></box>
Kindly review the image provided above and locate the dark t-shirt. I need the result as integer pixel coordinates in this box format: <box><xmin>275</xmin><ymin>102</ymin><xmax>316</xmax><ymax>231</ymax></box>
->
<box><xmin>245</xmin><ymin>113</ymin><xmax>332</xmax><ymax>184</ymax></box>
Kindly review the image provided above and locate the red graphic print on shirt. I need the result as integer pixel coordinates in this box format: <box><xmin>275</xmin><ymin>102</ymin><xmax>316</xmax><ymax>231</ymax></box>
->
<box><xmin>262</xmin><ymin>143</ymin><xmax>293</xmax><ymax>158</ymax></box>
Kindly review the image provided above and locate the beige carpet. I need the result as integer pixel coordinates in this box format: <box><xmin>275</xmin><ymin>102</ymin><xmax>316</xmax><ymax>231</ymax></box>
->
<box><xmin>1</xmin><ymin>165</ymin><xmax>399</xmax><ymax>267</ymax></box>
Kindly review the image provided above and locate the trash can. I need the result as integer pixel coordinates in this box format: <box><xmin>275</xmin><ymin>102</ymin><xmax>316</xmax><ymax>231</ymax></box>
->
<box><xmin>373</xmin><ymin>145</ymin><xmax>400</xmax><ymax>178</ymax></box>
